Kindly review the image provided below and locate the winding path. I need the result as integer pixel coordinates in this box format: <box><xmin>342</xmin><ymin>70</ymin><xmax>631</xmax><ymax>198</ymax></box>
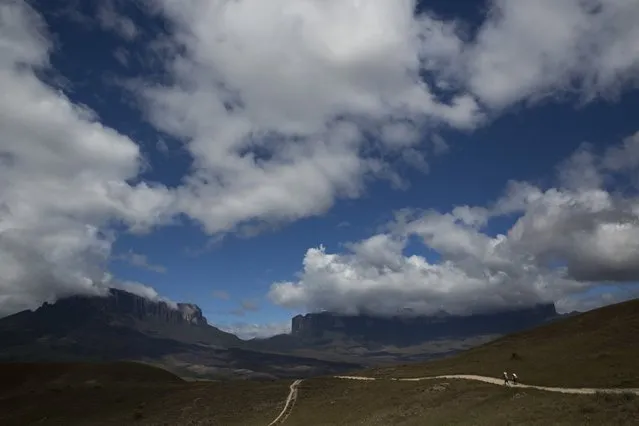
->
<box><xmin>334</xmin><ymin>374</ymin><xmax>639</xmax><ymax>395</ymax></box>
<box><xmin>267</xmin><ymin>379</ymin><xmax>303</xmax><ymax>426</ymax></box>
<box><xmin>266</xmin><ymin>375</ymin><xmax>639</xmax><ymax>425</ymax></box>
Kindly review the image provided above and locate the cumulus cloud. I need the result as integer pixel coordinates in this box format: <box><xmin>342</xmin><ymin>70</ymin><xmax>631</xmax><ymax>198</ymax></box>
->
<box><xmin>135</xmin><ymin>0</ymin><xmax>639</xmax><ymax>239</ymax></box>
<box><xmin>465</xmin><ymin>0</ymin><xmax>639</xmax><ymax>108</ymax></box>
<box><xmin>269</xmin><ymin>131</ymin><xmax>639</xmax><ymax>315</ymax></box>
<box><xmin>0</xmin><ymin>1</ymin><xmax>172</xmax><ymax>317</ymax></box>
<box><xmin>138</xmin><ymin>0</ymin><xmax>484</xmax><ymax>235</ymax></box>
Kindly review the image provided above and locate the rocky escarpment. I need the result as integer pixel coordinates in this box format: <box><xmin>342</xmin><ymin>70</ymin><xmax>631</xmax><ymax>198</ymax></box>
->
<box><xmin>0</xmin><ymin>288</ymin><xmax>240</xmax><ymax>349</ymax></box>
<box><xmin>0</xmin><ymin>289</ymin><xmax>362</xmax><ymax>380</ymax></box>
<box><xmin>291</xmin><ymin>303</ymin><xmax>559</xmax><ymax>346</ymax></box>
<box><xmin>35</xmin><ymin>288</ymin><xmax>209</xmax><ymax>327</ymax></box>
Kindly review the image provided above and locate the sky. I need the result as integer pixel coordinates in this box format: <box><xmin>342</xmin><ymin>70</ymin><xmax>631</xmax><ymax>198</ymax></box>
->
<box><xmin>1</xmin><ymin>0</ymin><xmax>639</xmax><ymax>339</ymax></box>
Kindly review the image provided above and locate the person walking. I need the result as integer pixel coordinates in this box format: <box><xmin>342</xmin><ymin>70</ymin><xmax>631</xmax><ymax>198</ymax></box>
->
<box><xmin>503</xmin><ymin>371</ymin><xmax>509</xmax><ymax>386</ymax></box>
<box><xmin>512</xmin><ymin>373</ymin><xmax>518</xmax><ymax>385</ymax></box>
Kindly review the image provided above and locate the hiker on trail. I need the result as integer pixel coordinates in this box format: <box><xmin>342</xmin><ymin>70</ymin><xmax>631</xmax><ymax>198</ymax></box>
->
<box><xmin>503</xmin><ymin>371</ymin><xmax>509</xmax><ymax>385</ymax></box>
<box><xmin>512</xmin><ymin>373</ymin><xmax>518</xmax><ymax>385</ymax></box>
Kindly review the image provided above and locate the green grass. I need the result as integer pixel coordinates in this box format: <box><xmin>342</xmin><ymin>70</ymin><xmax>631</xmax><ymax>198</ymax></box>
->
<box><xmin>361</xmin><ymin>299</ymin><xmax>639</xmax><ymax>388</ymax></box>
<box><xmin>0</xmin><ymin>380</ymin><xmax>291</xmax><ymax>425</ymax></box>
<box><xmin>284</xmin><ymin>378</ymin><xmax>639</xmax><ymax>425</ymax></box>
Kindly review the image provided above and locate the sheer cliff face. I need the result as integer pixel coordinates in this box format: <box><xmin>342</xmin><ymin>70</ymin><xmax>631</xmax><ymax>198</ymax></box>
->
<box><xmin>0</xmin><ymin>288</ymin><xmax>241</xmax><ymax>354</ymax></box>
<box><xmin>39</xmin><ymin>288</ymin><xmax>209</xmax><ymax>327</ymax></box>
<box><xmin>291</xmin><ymin>304</ymin><xmax>559</xmax><ymax>345</ymax></box>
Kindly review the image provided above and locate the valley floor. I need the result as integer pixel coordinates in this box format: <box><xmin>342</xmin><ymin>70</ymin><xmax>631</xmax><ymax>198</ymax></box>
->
<box><xmin>2</xmin><ymin>373</ymin><xmax>638</xmax><ymax>425</ymax></box>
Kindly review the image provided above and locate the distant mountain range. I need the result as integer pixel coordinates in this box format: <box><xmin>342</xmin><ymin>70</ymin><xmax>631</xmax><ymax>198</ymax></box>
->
<box><xmin>249</xmin><ymin>302</ymin><xmax>565</xmax><ymax>365</ymax></box>
<box><xmin>0</xmin><ymin>289</ymin><xmax>358</xmax><ymax>380</ymax></box>
<box><xmin>0</xmin><ymin>288</ymin><xmax>572</xmax><ymax>378</ymax></box>
<box><xmin>291</xmin><ymin>303</ymin><xmax>559</xmax><ymax>344</ymax></box>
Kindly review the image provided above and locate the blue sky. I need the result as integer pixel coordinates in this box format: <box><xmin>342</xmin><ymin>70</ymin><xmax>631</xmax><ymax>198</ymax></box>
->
<box><xmin>2</xmin><ymin>0</ymin><xmax>639</xmax><ymax>338</ymax></box>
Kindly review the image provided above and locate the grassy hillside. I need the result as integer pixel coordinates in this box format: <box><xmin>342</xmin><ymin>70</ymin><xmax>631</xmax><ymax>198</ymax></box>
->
<box><xmin>362</xmin><ymin>299</ymin><xmax>639</xmax><ymax>388</ymax></box>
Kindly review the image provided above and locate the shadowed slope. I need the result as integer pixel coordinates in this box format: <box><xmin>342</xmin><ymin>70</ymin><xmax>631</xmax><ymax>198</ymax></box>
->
<box><xmin>0</xmin><ymin>361</ymin><xmax>182</xmax><ymax>393</ymax></box>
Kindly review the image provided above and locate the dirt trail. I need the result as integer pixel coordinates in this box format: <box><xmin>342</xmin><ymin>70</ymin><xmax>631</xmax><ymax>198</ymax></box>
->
<box><xmin>334</xmin><ymin>374</ymin><xmax>639</xmax><ymax>395</ymax></box>
<box><xmin>267</xmin><ymin>379</ymin><xmax>303</xmax><ymax>426</ymax></box>
<box><xmin>268</xmin><ymin>374</ymin><xmax>639</xmax><ymax>425</ymax></box>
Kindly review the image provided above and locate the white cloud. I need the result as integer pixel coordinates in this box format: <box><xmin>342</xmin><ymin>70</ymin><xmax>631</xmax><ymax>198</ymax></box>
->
<box><xmin>0</xmin><ymin>2</ymin><xmax>173</xmax><ymax>317</ymax></box>
<box><xmin>498</xmin><ymin>133</ymin><xmax>639</xmax><ymax>282</ymax></box>
<box><xmin>220</xmin><ymin>321</ymin><xmax>291</xmax><ymax>340</ymax></box>
<box><xmin>465</xmin><ymin>0</ymin><xmax>639</xmax><ymax>108</ymax></box>
<box><xmin>269</xmin><ymin>131</ymin><xmax>639</xmax><ymax>315</ymax></box>
<box><xmin>138</xmin><ymin>0</ymin><xmax>483</xmax><ymax>235</ymax></box>
<box><xmin>136</xmin><ymin>0</ymin><xmax>639</xmax><ymax>239</ymax></box>
<box><xmin>110</xmin><ymin>279</ymin><xmax>177</xmax><ymax>308</ymax></box>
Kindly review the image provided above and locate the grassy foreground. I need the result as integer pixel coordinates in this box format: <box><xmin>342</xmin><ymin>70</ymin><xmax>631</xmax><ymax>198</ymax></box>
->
<box><xmin>2</xmin><ymin>366</ymin><xmax>637</xmax><ymax>425</ymax></box>
<box><xmin>0</xmin><ymin>362</ymin><xmax>288</xmax><ymax>425</ymax></box>
<box><xmin>285</xmin><ymin>378</ymin><xmax>639</xmax><ymax>426</ymax></box>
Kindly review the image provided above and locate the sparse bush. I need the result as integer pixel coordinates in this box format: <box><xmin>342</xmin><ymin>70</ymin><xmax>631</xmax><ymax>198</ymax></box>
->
<box><xmin>594</xmin><ymin>391</ymin><xmax>637</xmax><ymax>405</ymax></box>
<box><xmin>46</xmin><ymin>383</ymin><xmax>64</xmax><ymax>393</ymax></box>
<box><xmin>132</xmin><ymin>402</ymin><xmax>146</xmax><ymax>420</ymax></box>
<box><xmin>85</xmin><ymin>380</ymin><xmax>102</xmax><ymax>389</ymax></box>
<box><xmin>510</xmin><ymin>352</ymin><xmax>522</xmax><ymax>361</ymax></box>
<box><xmin>132</xmin><ymin>409</ymin><xmax>144</xmax><ymax>420</ymax></box>
<box><xmin>595</xmin><ymin>391</ymin><xmax>616</xmax><ymax>402</ymax></box>
<box><xmin>428</xmin><ymin>384</ymin><xmax>448</xmax><ymax>392</ymax></box>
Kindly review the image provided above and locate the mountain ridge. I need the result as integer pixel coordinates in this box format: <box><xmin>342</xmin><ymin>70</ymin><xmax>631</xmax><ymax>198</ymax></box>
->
<box><xmin>290</xmin><ymin>302</ymin><xmax>559</xmax><ymax>346</ymax></box>
<box><xmin>0</xmin><ymin>288</ymin><xmax>360</xmax><ymax>380</ymax></box>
